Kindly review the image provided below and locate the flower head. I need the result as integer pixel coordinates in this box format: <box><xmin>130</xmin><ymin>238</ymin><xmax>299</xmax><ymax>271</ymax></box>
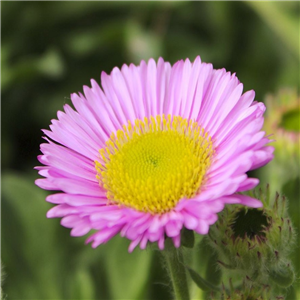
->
<box><xmin>35</xmin><ymin>57</ymin><xmax>273</xmax><ymax>251</ymax></box>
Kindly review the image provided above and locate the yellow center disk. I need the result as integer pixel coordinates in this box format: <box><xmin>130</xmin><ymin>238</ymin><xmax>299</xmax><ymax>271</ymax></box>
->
<box><xmin>95</xmin><ymin>115</ymin><xmax>214</xmax><ymax>214</ymax></box>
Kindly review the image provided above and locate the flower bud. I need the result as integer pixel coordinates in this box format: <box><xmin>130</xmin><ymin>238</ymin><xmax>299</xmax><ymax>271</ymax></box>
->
<box><xmin>261</xmin><ymin>89</ymin><xmax>300</xmax><ymax>190</ymax></box>
<box><xmin>207</xmin><ymin>185</ymin><xmax>296</xmax><ymax>298</ymax></box>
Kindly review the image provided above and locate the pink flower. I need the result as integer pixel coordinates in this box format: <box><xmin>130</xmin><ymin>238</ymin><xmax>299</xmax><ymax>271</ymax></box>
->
<box><xmin>35</xmin><ymin>57</ymin><xmax>273</xmax><ymax>252</ymax></box>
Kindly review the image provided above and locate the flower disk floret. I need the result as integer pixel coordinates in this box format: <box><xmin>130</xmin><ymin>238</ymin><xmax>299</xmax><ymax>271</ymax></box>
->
<box><xmin>96</xmin><ymin>114</ymin><xmax>214</xmax><ymax>214</ymax></box>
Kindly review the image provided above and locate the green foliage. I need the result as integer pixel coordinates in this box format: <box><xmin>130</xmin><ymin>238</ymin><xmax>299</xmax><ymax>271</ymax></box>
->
<box><xmin>181</xmin><ymin>228</ymin><xmax>195</xmax><ymax>249</ymax></box>
<box><xmin>1</xmin><ymin>173</ymin><xmax>153</xmax><ymax>299</ymax></box>
<box><xmin>280</xmin><ymin>108</ymin><xmax>300</xmax><ymax>132</ymax></box>
<box><xmin>2</xmin><ymin>172</ymin><xmax>65</xmax><ymax>299</ymax></box>
<box><xmin>206</xmin><ymin>188</ymin><xmax>296</xmax><ymax>299</ymax></box>
<box><xmin>269</xmin><ymin>264</ymin><xmax>295</xmax><ymax>288</ymax></box>
<box><xmin>1</xmin><ymin>1</ymin><xmax>299</xmax><ymax>299</ymax></box>
<box><xmin>104</xmin><ymin>236</ymin><xmax>153</xmax><ymax>300</ymax></box>
<box><xmin>187</xmin><ymin>267</ymin><xmax>220</xmax><ymax>293</ymax></box>
<box><xmin>0</xmin><ymin>262</ymin><xmax>4</xmax><ymax>298</ymax></box>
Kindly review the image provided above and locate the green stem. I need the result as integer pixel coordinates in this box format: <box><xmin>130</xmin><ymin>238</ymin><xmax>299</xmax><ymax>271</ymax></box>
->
<box><xmin>162</xmin><ymin>239</ymin><xmax>190</xmax><ymax>300</ymax></box>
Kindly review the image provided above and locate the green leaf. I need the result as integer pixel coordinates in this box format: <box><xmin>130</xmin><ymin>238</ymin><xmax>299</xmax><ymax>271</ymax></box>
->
<box><xmin>247</xmin><ymin>2</ymin><xmax>299</xmax><ymax>59</ymax></box>
<box><xmin>279</xmin><ymin>108</ymin><xmax>300</xmax><ymax>132</ymax></box>
<box><xmin>181</xmin><ymin>228</ymin><xmax>195</xmax><ymax>248</ymax></box>
<box><xmin>104</xmin><ymin>235</ymin><xmax>153</xmax><ymax>299</ymax></box>
<box><xmin>187</xmin><ymin>266</ymin><xmax>220</xmax><ymax>292</ymax></box>
<box><xmin>269</xmin><ymin>264</ymin><xmax>295</xmax><ymax>288</ymax></box>
<box><xmin>285</xmin><ymin>285</ymin><xmax>297</xmax><ymax>300</ymax></box>
<box><xmin>36</xmin><ymin>47</ymin><xmax>65</xmax><ymax>78</ymax></box>
<box><xmin>124</xmin><ymin>20</ymin><xmax>163</xmax><ymax>63</ymax></box>
<box><xmin>2</xmin><ymin>172</ymin><xmax>64</xmax><ymax>299</ymax></box>
<box><xmin>216</xmin><ymin>260</ymin><xmax>235</xmax><ymax>270</ymax></box>
<box><xmin>67</xmin><ymin>266</ymin><xmax>96</xmax><ymax>299</ymax></box>
<box><xmin>205</xmin><ymin>251</ymin><xmax>222</xmax><ymax>286</ymax></box>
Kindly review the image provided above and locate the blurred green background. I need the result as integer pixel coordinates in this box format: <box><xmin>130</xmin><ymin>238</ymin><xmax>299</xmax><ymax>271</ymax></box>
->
<box><xmin>1</xmin><ymin>2</ymin><xmax>299</xmax><ymax>299</ymax></box>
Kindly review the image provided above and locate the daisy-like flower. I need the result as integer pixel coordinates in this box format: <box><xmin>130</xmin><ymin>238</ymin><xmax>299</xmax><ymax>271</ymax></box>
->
<box><xmin>35</xmin><ymin>56</ymin><xmax>273</xmax><ymax>252</ymax></box>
